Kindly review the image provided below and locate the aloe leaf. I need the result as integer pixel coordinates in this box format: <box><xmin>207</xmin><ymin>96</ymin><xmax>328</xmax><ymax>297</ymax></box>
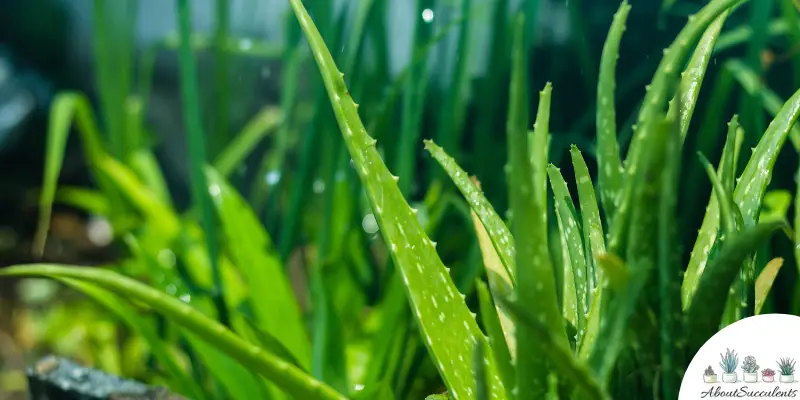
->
<box><xmin>612</xmin><ymin>0</ymin><xmax>747</xmax><ymax>254</ymax></box>
<box><xmin>425</xmin><ymin>140</ymin><xmax>516</xmax><ymax>285</ymax></box>
<box><xmin>684</xmin><ymin>221</ymin><xmax>786</xmax><ymax>352</ymax></box>
<box><xmin>591</xmin><ymin>114</ymin><xmax>675</xmax><ymax>382</ymax></box>
<box><xmin>471</xmin><ymin>212</ymin><xmax>515</xmax><ymax>355</ymax></box>
<box><xmin>682</xmin><ymin>119</ymin><xmax>744</xmax><ymax>308</ymax></box>
<box><xmin>667</xmin><ymin>9</ymin><xmax>730</xmax><ymax>145</ymax></box>
<box><xmin>507</xmin><ymin>13</ymin><xmax>566</xmax><ymax>397</ymax></box>
<box><xmin>547</xmin><ymin>165</ymin><xmax>588</xmax><ymax>341</ymax></box>
<box><xmin>570</xmin><ymin>146</ymin><xmax>605</xmax><ymax>285</ymax></box>
<box><xmin>473</xmin><ymin>340</ymin><xmax>489</xmax><ymax>400</ymax></box>
<box><xmin>596</xmin><ymin>0</ymin><xmax>630</xmax><ymax>219</ymax></box>
<box><xmin>476</xmin><ymin>281</ymin><xmax>515</xmax><ymax>391</ymax></box>
<box><xmin>755</xmin><ymin>257</ymin><xmax>784</xmax><ymax>314</ymax></box>
<box><xmin>0</xmin><ymin>264</ymin><xmax>345</xmax><ymax>400</ymax></box>
<box><xmin>698</xmin><ymin>152</ymin><xmax>738</xmax><ymax>238</ymax></box>
<box><xmin>34</xmin><ymin>92</ymin><xmax>114</xmax><ymax>256</ymax></box>
<box><xmin>498</xmin><ymin>298</ymin><xmax>610</xmax><ymax>400</ymax></box>
<box><xmin>205</xmin><ymin>167</ymin><xmax>311</xmax><ymax>369</ymax></box>
<box><xmin>54</xmin><ymin>187</ymin><xmax>110</xmax><ymax>216</ymax></box>
<box><xmin>761</xmin><ymin>190</ymin><xmax>792</xmax><ymax>225</ymax></box>
<box><xmin>213</xmin><ymin>107</ymin><xmax>282</xmax><ymax>178</ymax></box>
<box><xmin>56</xmin><ymin>278</ymin><xmax>206</xmax><ymax>400</ymax></box>
<box><xmin>287</xmin><ymin>0</ymin><xmax>507</xmax><ymax>398</ymax></box>
<box><xmin>569</xmin><ymin>147</ymin><xmax>606</xmax><ymax>359</ymax></box>
<box><xmin>683</xmin><ymin>87</ymin><xmax>800</xmax><ymax>308</ymax></box>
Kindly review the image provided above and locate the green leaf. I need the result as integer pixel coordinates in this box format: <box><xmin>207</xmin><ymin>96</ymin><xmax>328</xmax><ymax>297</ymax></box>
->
<box><xmin>590</xmin><ymin>114</ymin><xmax>676</xmax><ymax>382</ymax></box>
<box><xmin>697</xmin><ymin>152</ymin><xmax>738</xmax><ymax>238</ymax></box>
<box><xmin>569</xmin><ymin>146</ymin><xmax>607</xmax><ymax>359</ymax></box>
<box><xmin>0</xmin><ymin>264</ymin><xmax>345</xmax><ymax>400</ymax></box>
<box><xmin>755</xmin><ymin>257</ymin><xmax>784</xmax><ymax>314</ymax></box>
<box><xmin>56</xmin><ymin>278</ymin><xmax>206</xmax><ymax>400</ymax></box>
<box><xmin>471</xmin><ymin>212</ymin><xmax>515</xmax><ymax>358</ymax></box>
<box><xmin>34</xmin><ymin>92</ymin><xmax>113</xmax><ymax>256</ymax></box>
<box><xmin>425</xmin><ymin>140</ymin><xmax>516</xmax><ymax>286</ymax></box>
<box><xmin>183</xmin><ymin>332</ymin><xmax>271</xmax><ymax>399</ymax></box>
<box><xmin>595</xmin><ymin>0</ymin><xmax>630</xmax><ymax>220</ymax></box>
<box><xmin>287</xmin><ymin>0</ymin><xmax>507</xmax><ymax>398</ymax></box>
<box><xmin>611</xmin><ymin>0</ymin><xmax>747</xmax><ymax>254</ymax></box>
<box><xmin>682</xmin><ymin>118</ymin><xmax>744</xmax><ymax>309</ymax></box>
<box><xmin>475</xmin><ymin>281</ymin><xmax>515</xmax><ymax>391</ymax></box>
<box><xmin>667</xmin><ymin>9</ymin><xmax>730</xmax><ymax>145</ymax></box>
<box><xmin>128</xmin><ymin>149</ymin><xmax>174</xmax><ymax>207</ymax></box>
<box><xmin>507</xmin><ymin>12</ymin><xmax>566</xmax><ymax>397</ymax></box>
<box><xmin>473</xmin><ymin>340</ymin><xmax>489</xmax><ymax>400</ymax></box>
<box><xmin>205</xmin><ymin>167</ymin><xmax>311</xmax><ymax>369</ymax></box>
<box><xmin>213</xmin><ymin>107</ymin><xmax>282</xmax><ymax>178</ymax></box>
<box><xmin>760</xmin><ymin>190</ymin><xmax>793</xmax><ymax>224</ymax></box>
<box><xmin>547</xmin><ymin>164</ymin><xmax>588</xmax><ymax>342</ymax></box>
<box><xmin>683</xmin><ymin>86</ymin><xmax>800</xmax><ymax>308</ymax></box>
<box><xmin>684</xmin><ymin>221</ymin><xmax>786</xmax><ymax>352</ymax></box>
<box><xmin>498</xmin><ymin>298</ymin><xmax>610</xmax><ymax>400</ymax></box>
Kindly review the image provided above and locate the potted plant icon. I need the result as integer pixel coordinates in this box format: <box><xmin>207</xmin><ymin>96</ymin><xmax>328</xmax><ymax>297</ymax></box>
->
<box><xmin>763</xmin><ymin>368</ymin><xmax>777</xmax><ymax>383</ymax></box>
<box><xmin>704</xmin><ymin>366</ymin><xmax>718</xmax><ymax>383</ymax></box>
<box><xmin>743</xmin><ymin>356</ymin><xmax>759</xmax><ymax>383</ymax></box>
<box><xmin>778</xmin><ymin>358</ymin><xmax>796</xmax><ymax>383</ymax></box>
<box><xmin>720</xmin><ymin>348</ymin><xmax>739</xmax><ymax>383</ymax></box>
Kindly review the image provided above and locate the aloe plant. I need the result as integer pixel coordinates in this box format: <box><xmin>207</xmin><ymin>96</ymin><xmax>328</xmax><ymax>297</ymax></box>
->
<box><xmin>7</xmin><ymin>0</ymin><xmax>800</xmax><ymax>399</ymax></box>
<box><xmin>720</xmin><ymin>348</ymin><xmax>739</xmax><ymax>374</ymax></box>
<box><xmin>779</xmin><ymin>358</ymin><xmax>796</xmax><ymax>375</ymax></box>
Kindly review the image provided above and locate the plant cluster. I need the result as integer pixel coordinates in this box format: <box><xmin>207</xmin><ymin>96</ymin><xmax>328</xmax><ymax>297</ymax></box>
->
<box><xmin>705</xmin><ymin>366</ymin><xmax>716</xmax><ymax>376</ymax></box>
<box><xmin>1</xmin><ymin>0</ymin><xmax>799</xmax><ymax>399</ymax></box>
<box><xmin>762</xmin><ymin>368</ymin><xmax>776</xmax><ymax>377</ymax></box>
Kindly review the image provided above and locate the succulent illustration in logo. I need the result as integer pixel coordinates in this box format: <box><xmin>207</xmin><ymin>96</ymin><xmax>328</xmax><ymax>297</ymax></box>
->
<box><xmin>762</xmin><ymin>368</ymin><xmax>776</xmax><ymax>383</ymax></box>
<box><xmin>719</xmin><ymin>348</ymin><xmax>739</xmax><ymax>383</ymax></box>
<box><xmin>704</xmin><ymin>365</ymin><xmax>718</xmax><ymax>383</ymax></box>
<box><xmin>743</xmin><ymin>356</ymin><xmax>759</xmax><ymax>383</ymax></box>
<box><xmin>778</xmin><ymin>358</ymin><xmax>796</xmax><ymax>383</ymax></box>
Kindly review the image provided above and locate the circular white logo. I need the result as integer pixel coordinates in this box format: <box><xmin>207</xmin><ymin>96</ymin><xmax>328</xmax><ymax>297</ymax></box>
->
<box><xmin>680</xmin><ymin>314</ymin><xmax>800</xmax><ymax>399</ymax></box>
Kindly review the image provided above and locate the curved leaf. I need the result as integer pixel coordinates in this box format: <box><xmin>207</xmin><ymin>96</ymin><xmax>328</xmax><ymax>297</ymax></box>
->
<box><xmin>426</xmin><ymin>140</ymin><xmax>516</xmax><ymax>285</ymax></box>
<box><xmin>0</xmin><ymin>264</ymin><xmax>345</xmax><ymax>400</ymax></box>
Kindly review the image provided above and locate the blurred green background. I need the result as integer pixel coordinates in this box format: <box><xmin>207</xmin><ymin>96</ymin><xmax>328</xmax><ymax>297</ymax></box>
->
<box><xmin>0</xmin><ymin>0</ymin><xmax>799</xmax><ymax>398</ymax></box>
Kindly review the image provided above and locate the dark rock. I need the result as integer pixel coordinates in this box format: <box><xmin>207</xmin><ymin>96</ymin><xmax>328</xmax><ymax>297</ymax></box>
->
<box><xmin>27</xmin><ymin>355</ymin><xmax>189</xmax><ymax>400</ymax></box>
